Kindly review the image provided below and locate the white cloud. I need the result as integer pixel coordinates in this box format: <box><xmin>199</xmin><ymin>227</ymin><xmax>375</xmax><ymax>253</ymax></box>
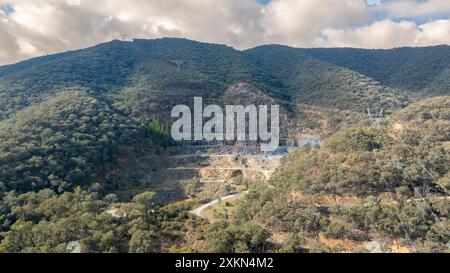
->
<box><xmin>315</xmin><ymin>18</ymin><xmax>450</xmax><ymax>48</ymax></box>
<box><xmin>378</xmin><ymin>0</ymin><xmax>450</xmax><ymax>19</ymax></box>
<box><xmin>416</xmin><ymin>19</ymin><xmax>450</xmax><ymax>46</ymax></box>
<box><xmin>0</xmin><ymin>0</ymin><xmax>448</xmax><ymax>65</ymax></box>
<box><xmin>261</xmin><ymin>0</ymin><xmax>373</xmax><ymax>46</ymax></box>
<box><xmin>66</xmin><ymin>0</ymin><xmax>81</xmax><ymax>6</ymax></box>
<box><xmin>315</xmin><ymin>19</ymin><xmax>419</xmax><ymax>48</ymax></box>
<box><xmin>366</xmin><ymin>0</ymin><xmax>381</xmax><ymax>6</ymax></box>
<box><xmin>0</xmin><ymin>0</ymin><xmax>267</xmax><ymax>65</ymax></box>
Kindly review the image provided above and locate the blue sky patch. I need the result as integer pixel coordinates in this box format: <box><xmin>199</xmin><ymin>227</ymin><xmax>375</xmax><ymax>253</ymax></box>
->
<box><xmin>257</xmin><ymin>0</ymin><xmax>271</xmax><ymax>5</ymax></box>
<box><xmin>366</xmin><ymin>0</ymin><xmax>382</xmax><ymax>6</ymax></box>
<box><xmin>0</xmin><ymin>3</ymin><xmax>14</xmax><ymax>16</ymax></box>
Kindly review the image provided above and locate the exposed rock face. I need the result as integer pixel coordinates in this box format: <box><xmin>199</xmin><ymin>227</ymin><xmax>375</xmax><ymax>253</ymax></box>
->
<box><xmin>223</xmin><ymin>82</ymin><xmax>277</xmax><ymax>106</ymax></box>
<box><xmin>134</xmin><ymin>146</ymin><xmax>283</xmax><ymax>201</ymax></box>
<box><xmin>159</xmin><ymin>154</ymin><xmax>280</xmax><ymax>183</ymax></box>
<box><xmin>198</xmin><ymin>168</ymin><xmax>242</xmax><ymax>182</ymax></box>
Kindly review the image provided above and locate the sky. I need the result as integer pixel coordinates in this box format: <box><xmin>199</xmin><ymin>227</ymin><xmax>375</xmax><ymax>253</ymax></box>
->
<box><xmin>0</xmin><ymin>0</ymin><xmax>449</xmax><ymax>65</ymax></box>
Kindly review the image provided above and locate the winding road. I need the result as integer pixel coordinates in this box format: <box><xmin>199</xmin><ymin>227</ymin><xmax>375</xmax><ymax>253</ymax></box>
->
<box><xmin>188</xmin><ymin>156</ymin><xmax>281</xmax><ymax>219</ymax></box>
<box><xmin>176</xmin><ymin>153</ymin><xmax>284</xmax><ymax>219</ymax></box>
<box><xmin>190</xmin><ymin>191</ymin><xmax>249</xmax><ymax>217</ymax></box>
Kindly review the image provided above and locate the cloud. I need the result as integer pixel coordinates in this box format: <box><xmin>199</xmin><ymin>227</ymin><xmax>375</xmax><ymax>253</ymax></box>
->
<box><xmin>314</xmin><ymin>18</ymin><xmax>450</xmax><ymax>49</ymax></box>
<box><xmin>261</xmin><ymin>0</ymin><xmax>373</xmax><ymax>46</ymax></box>
<box><xmin>0</xmin><ymin>0</ymin><xmax>267</xmax><ymax>64</ymax></box>
<box><xmin>0</xmin><ymin>0</ymin><xmax>449</xmax><ymax>65</ymax></box>
<box><xmin>366</xmin><ymin>0</ymin><xmax>381</xmax><ymax>6</ymax></box>
<box><xmin>377</xmin><ymin>0</ymin><xmax>450</xmax><ymax>19</ymax></box>
<box><xmin>416</xmin><ymin>19</ymin><xmax>450</xmax><ymax>46</ymax></box>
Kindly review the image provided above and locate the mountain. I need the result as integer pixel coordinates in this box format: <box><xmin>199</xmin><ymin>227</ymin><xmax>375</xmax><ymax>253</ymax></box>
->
<box><xmin>1</xmin><ymin>37</ymin><xmax>449</xmax><ymax>193</ymax></box>
<box><xmin>237</xmin><ymin>96</ymin><xmax>450</xmax><ymax>252</ymax></box>
<box><xmin>305</xmin><ymin>46</ymin><xmax>450</xmax><ymax>94</ymax></box>
<box><xmin>1</xmin><ymin>38</ymin><xmax>448</xmax><ymax>121</ymax></box>
<box><xmin>244</xmin><ymin>45</ymin><xmax>409</xmax><ymax>112</ymax></box>
<box><xmin>0</xmin><ymin>38</ymin><xmax>449</xmax><ymax>253</ymax></box>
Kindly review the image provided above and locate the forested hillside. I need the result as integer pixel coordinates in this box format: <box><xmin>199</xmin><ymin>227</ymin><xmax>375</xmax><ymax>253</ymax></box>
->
<box><xmin>305</xmin><ymin>46</ymin><xmax>450</xmax><ymax>94</ymax></box>
<box><xmin>1</xmin><ymin>38</ymin><xmax>448</xmax><ymax>121</ymax></box>
<box><xmin>0</xmin><ymin>91</ymin><xmax>140</xmax><ymax>193</ymax></box>
<box><xmin>0</xmin><ymin>38</ymin><xmax>448</xmax><ymax>253</ymax></box>
<box><xmin>245</xmin><ymin>45</ymin><xmax>408</xmax><ymax>112</ymax></box>
<box><xmin>233</xmin><ymin>97</ymin><xmax>450</xmax><ymax>252</ymax></box>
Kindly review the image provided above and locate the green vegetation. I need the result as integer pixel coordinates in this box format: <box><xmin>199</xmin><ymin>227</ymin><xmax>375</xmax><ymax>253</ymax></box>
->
<box><xmin>142</xmin><ymin>119</ymin><xmax>176</xmax><ymax>149</ymax></box>
<box><xmin>202</xmin><ymin>199</ymin><xmax>239</xmax><ymax>223</ymax></box>
<box><xmin>0</xmin><ymin>38</ymin><xmax>448</xmax><ymax>253</ymax></box>
<box><xmin>305</xmin><ymin>46</ymin><xmax>450</xmax><ymax>94</ymax></box>
<box><xmin>0</xmin><ymin>186</ymin><xmax>204</xmax><ymax>253</ymax></box>
<box><xmin>0</xmin><ymin>91</ymin><xmax>139</xmax><ymax>193</ymax></box>
<box><xmin>201</xmin><ymin>221</ymin><xmax>270</xmax><ymax>253</ymax></box>
<box><xmin>246</xmin><ymin>45</ymin><xmax>409</xmax><ymax>112</ymax></box>
<box><xmin>2</xmin><ymin>38</ymin><xmax>447</xmax><ymax>122</ymax></box>
<box><xmin>234</xmin><ymin>97</ymin><xmax>450</xmax><ymax>252</ymax></box>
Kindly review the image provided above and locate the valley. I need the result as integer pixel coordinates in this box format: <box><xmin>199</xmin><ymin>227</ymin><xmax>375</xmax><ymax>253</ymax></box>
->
<box><xmin>135</xmin><ymin>144</ymin><xmax>286</xmax><ymax>212</ymax></box>
<box><xmin>0</xmin><ymin>38</ymin><xmax>448</xmax><ymax>253</ymax></box>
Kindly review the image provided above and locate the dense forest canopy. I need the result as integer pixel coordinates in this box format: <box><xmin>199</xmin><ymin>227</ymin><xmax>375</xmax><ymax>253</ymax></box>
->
<box><xmin>0</xmin><ymin>38</ymin><xmax>448</xmax><ymax>253</ymax></box>
<box><xmin>1</xmin><ymin>38</ymin><xmax>448</xmax><ymax>121</ymax></box>
<box><xmin>235</xmin><ymin>97</ymin><xmax>450</xmax><ymax>252</ymax></box>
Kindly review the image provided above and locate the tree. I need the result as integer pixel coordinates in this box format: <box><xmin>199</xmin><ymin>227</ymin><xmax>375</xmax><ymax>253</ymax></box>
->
<box><xmin>129</xmin><ymin>230</ymin><xmax>154</xmax><ymax>253</ymax></box>
<box><xmin>132</xmin><ymin>192</ymin><xmax>156</xmax><ymax>210</ymax></box>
